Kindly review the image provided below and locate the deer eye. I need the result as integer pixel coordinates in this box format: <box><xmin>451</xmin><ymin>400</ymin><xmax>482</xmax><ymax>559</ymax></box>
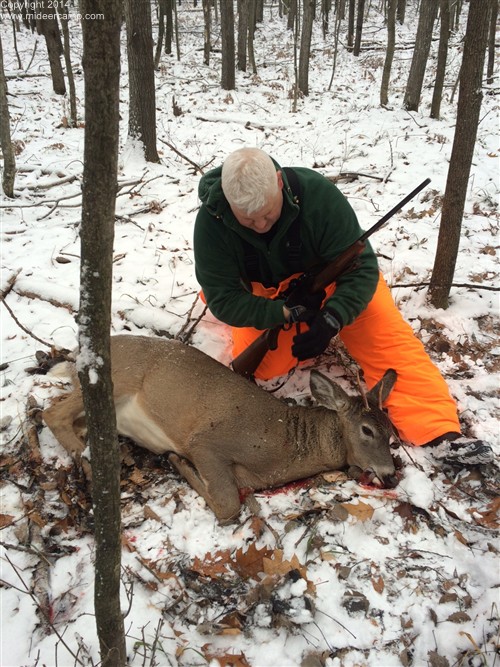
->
<box><xmin>362</xmin><ymin>425</ymin><xmax>374</xmax><ymax>438</ymax></box>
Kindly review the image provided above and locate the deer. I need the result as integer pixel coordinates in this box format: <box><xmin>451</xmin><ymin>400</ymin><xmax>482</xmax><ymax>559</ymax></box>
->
<box><xmin>43</xmin><ymin>335</ymin><xmax>399</xmax><ymax>524</ymax></box>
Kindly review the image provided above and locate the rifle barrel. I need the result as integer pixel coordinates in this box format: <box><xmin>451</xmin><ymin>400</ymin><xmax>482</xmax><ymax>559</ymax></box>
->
<box><xmin>358</xmin><ymin>178</ymin><xmax>431</xmax><ymax>244</ymax></box>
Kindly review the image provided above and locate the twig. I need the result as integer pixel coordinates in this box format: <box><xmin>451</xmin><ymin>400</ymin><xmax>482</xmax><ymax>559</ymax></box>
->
<box><xmin>176</xmin><ymin>295</ymin><xmax>207</xmax><ymax>343</ymax></box>
<box><xmin>1</xmin><ymin>293</ymin><xmax>52</xmax><ymax>347</ymax></box>
<box><xmin>158</xmin><ymin>138</ymin><xmax>205</xmax><ymax>174</ymax></box>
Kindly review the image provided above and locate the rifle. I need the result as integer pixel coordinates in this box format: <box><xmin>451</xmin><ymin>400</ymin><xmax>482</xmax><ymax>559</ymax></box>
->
<box><xmin>230</xmin><ymin>178</ymin><xmax>431</xmax><ymax>379</ymax></box>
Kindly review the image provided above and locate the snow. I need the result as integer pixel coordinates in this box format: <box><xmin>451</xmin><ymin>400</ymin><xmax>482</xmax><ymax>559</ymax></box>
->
<box><xmin>1</xmin><ymin>3</ymin><xmax>499</xmax><ymax>667</ymax></box>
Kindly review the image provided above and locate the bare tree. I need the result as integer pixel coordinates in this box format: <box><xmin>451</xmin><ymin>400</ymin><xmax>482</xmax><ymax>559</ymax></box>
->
<box><xmin>79</xmin><ymin>1</ymin><xmax>126</xmax><ymax>664</ymax></box>
<box><xmin>221</xmin><ymin>0</ymin><xmax>236</xmax><ymax>90</ymax></box>
<box><xmin>125</xmin><ymin>0</ymin><xmax>160</xmax><ymax>163</ymax></box>
<box><xmin>298</xmin><ymin>0</ymin><xmax>316</xmax><ymax>95</ymax></box>
<box><xmin>353</xmin><ymin>0</ymin><xmax>365</xmax><ymax>56</ymax></box>
<box><xmin>57</xmin><ymin>7</ymin><xmax>78</xmax><ymax>126</ymax></box>
<box><xmin>486</xmin><ymin>0</ymin><xmax>498</xmax><ymax>85</ymax></box>
<box><xmin>36</xmin><ymin>0</ymin><xmax>65</xmax><ymax>94</ymax></box>
<box><xmin>403</xmin><ymin>0</ymin><xmax>438</xmax><ymax>111</ymax></box>
<box><xmin>396</xmin><ymin>0</ymin><xmax>405</xmax><ymax>24</ymax></box>
<box><xmin>380</xmin><ymin>0</ymin><xmax>397</xmax><ymax>106</ymax></box>
<box><xmin>0</xmin><ymin>32</ymin><xmax>16</xmax><ymax>198</ymax></box>
<box><xmin>430</xmin><ymin>0</ymin><xmax>450</xmax><ymax>119</ymax></box>
<box><xmin>429</xmin><ymin>0</ymin><xmax>493</xmax><ymax>309</ymax></box>
<box><xmin>347</xmin><ymin>0</ymin><xmax>355</xmax><ymax>49</ymax></box>
<box><xmin>237</xmin><ymin>0</ymin><xmax>249</xmax><ymax>71</ymax></box>
<box><xmin>202</xmin><ymin>0</ymin><xmax>212</xmax><ymax>65</ymax></box>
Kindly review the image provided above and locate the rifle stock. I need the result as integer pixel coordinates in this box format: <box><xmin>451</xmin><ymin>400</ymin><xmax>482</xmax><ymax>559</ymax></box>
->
<box><xmin>231</xmin><ymin>178</ymin><xmax>431</xmax><ymax>379</ymax></box>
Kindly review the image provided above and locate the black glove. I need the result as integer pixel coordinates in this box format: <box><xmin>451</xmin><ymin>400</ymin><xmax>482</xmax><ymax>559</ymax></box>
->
<box><xmin>291</xmin><ymin>309</ymin><xmax>341</xmax><ymax>361</ymax></box>
<box><xmin>285</xmin><ymin>285</ymin><xmax>326</xmax><ymax>313</ymax></box>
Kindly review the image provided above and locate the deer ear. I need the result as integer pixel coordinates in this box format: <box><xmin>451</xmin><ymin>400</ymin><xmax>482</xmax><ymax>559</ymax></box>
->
<box><xmin>366</xmin><ymin>369</ymin><xmax>397</xmax><ymax>406</ymax></box>
<box><xmin>310</xmin><ymin>370</ymin><xmax>350</xmax><ymax>413</ymax></box>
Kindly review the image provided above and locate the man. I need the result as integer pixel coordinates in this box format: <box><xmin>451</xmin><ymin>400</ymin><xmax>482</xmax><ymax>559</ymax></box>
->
<box><xmin>194</xmin><ymin>147</ymin><xmax>493</xmax><ymax>465</ymax></box>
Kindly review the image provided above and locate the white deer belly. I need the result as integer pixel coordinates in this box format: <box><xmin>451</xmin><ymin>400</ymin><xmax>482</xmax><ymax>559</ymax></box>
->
<box><xmin>115</xmin><ymin>395</ymin><xmax>175</xmax><ymax>455</ymax></box>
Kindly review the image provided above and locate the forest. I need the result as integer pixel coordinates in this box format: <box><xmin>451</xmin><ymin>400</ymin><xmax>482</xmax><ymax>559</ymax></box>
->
<box><xmin>0</xmin><ymin>1</ymin><xmax>499</xmax><ymax>666</ymax></box>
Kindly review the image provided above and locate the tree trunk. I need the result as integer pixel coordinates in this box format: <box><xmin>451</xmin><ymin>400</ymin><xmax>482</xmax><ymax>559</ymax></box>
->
<box><xmin>396</xmin><ymin>0</ymin><xmax>405</xmax><ymax>24</ymax></box>
<box><xmin>165</xmin><ymin>0</ymin><xmax>173</xmax><ymax>55</ymax></box>
<box><xmin>248</xmin><ymin>0</ymin><xmax>257</xmax><ymax>74</ymax></box>
<box><xmin>202</xmin><ymin>0</ymin><xmax>212</xmax><ymax>65</ymax></box>
<box><xmin>380</xmin><ymin>0</ymin><xmax>397</xmax><ymax>106</ymax></box>
<box><xmin>288</xmin><ymin>0</ymin><xmax>298</xmax><ymax>31</ymax></box>
<box><xmin>154</xmin><ymin>0</ymin><xmax>167</xmax><ymax>68</ymax></box>
<box><xmin>486</xmin><ymin>0</ymin><xmax>498</xmax><ymax>85</ymax></box>
<box><xmin>36</xmin><ymin>0</ymin><xmax>66</xmax><ymax>94</ymax></box>
<box><xmin>124</xmin><ymin>0</ymin><xmax>160</xmax><ymax>163</ymax></box>
<box><xmin>298</xmin><ymin>0</ymin><xmax>315</xmax><ymax>95</ymax></box>
<box><xmin>0</xmin><ymin>32</ymin><xmax>16</xmax><ymax>198</ymax></box>
<box><xmin>237</xmin><ymin>0</ymin><xmax>248</xmax><ymax>71</ymax></box>
<box><xmin>79</xmin><ymin>2</ymin><xmax>126</xmax><ymax>665</ymax></box>
<box><xmin>403</xmin><ymin>0</ymin><xmax>438</xmax><ymax>111</ymax></box>
<box><xmin>428</xmin><ymin>0</ymin><xmax>492</xmax><ymax>309</ymax></box>
<box><xmin>353</xmin><ymin>0</ymin><xmax>365</xmax><ymax>56</ymax></box>
<box><xmin>220</xmin><ymin>0</ymin><xmax>236</xmax><ymax>90</ymax></box>
<box><xmin>57</xmin><ymin>7</ymin><xmax>77</xmax><ymax>126</ymax></box>
<box><xmin>430</xmin><ymin>0</ymin><xmax>450</xmax><ymax>119</ymax></box>
<box><xmin>347</xmin><ymin>0</ymin><xmax>355</xmax><ymax>48</ymax></box>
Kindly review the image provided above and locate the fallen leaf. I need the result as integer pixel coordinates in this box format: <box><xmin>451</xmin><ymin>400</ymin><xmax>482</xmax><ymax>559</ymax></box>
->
<box><xmin>144</xmin><ymin>505</ymin><xmax>162</xmax><ymax>522</ymax></box>
<box><xmin>233</xmin><ymin>543</ymin><xmax>273</xmax><ymax>580</ymax></box>
<box><xmin>341</xmin><ymin>500</ymin><xmax>374</xmax><ymax>521</ymax></box>
<box><xmin>447</xmin><ymin>611</ymin><xmax>471</xmax><ymax>623</ymax></box>
<box><xmin>192</xmin><ymin>550</ymin><xmax>232</xmax><ymax>579</ymax></box>
<box><xmin>0</xmin><ymin>514</ymin><xmax>15</xmax><ymax>528</ymax></box>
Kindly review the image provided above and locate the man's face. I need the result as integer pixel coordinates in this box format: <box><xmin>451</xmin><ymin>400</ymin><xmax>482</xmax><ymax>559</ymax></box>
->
<box><xmin>230</xmin><ymin>171</ymin><xmax>284</xmax><ymax>234</ymax></box>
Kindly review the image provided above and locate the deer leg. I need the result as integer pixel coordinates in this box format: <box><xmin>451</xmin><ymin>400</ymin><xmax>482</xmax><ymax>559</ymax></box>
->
<box><xmin>168</xmin><ymin>452</ymin><xmax>241</xmax><ymax>525</ymax></box>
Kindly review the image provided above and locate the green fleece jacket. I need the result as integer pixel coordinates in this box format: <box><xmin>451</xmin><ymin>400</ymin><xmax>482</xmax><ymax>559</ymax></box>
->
<box><xmin>194</xmin><ymin>163</ymin><xmax>379</xmax><ymax>330</ymax></box>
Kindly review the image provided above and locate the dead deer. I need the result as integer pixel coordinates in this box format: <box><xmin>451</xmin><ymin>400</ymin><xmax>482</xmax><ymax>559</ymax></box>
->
<box><xmin>43</xmin><ymin>335</ymin><xmax>398</xmax><ymax>524</ymax></box>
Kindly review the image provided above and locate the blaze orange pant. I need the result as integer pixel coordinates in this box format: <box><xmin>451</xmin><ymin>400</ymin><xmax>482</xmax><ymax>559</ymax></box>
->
<box><xmin>230</xmin><ymin>273</ymin><xmax>460</xmax><ymax>446</ymax></box>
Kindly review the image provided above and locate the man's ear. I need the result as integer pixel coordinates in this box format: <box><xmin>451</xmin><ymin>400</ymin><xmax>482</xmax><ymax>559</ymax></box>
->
<box><xmin>276</xmin><ymin>170</ymin><xmax>284</xmax><ymax>190</ymax></box>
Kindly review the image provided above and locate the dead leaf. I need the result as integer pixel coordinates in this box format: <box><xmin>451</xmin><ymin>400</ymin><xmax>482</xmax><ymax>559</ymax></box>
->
<box><xmin>469</xmin><ymin>497</ymin><xmax>500</xmax><ymax>529</ymax></box>
<box><xmin>233</xmin><ymin>543</ymin><xmax>273</xmax><ymax>580</ymax></box>
<box><xmin>341</xmin><ymin>500</ymin><xmax>374</xmax><ymax>521</ymax></box>
<box><xmin>447</xmin><ymin>611</ymin><xmax>471</xmax><ymax>623</ymax></box>
<box><xmin>144</xmin><ymin>505</ymin><xmax>162</xmax><ymax>522</ymax></box>
<box><xmin>428</xmin><ymin>650</ymin><xmax>450</xmax><ymax>667</ymax></box>
<box><xmin>0</xmin><ymin>514</ymin><xmax>15</xmax><ymax>528</ymax></box>
<box><xmin>192</xmin><ymin>550</ymin><xmax>232</xmax><ymax>579</ymax></box>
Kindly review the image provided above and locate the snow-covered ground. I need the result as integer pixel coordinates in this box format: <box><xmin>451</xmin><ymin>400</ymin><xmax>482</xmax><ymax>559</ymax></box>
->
<box><xmin>1</xmin><ymin>3</ymin><xmax>499</xmax><ymax>666</ymax></box>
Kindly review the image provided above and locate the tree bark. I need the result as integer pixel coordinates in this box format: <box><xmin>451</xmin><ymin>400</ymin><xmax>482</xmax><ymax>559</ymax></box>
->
<box><xmin>124</xmin><ymin>0</ymin><xmax>160</xmax><ymax>163</ymax></box>
<box><xmin>0</xmin><ymin>32</ymin><xmax>16</xmax><ymax>198</ymax></box>
<box><xmin>36</xmin><ymin>0</ymin><xmax>65</xmax><ymax>94</ymax></box>
<box><xmin>430</xmin><ymin>0</ymin><xmax>450</xmax><ymax>119</ymax></box>
<box><xmin>486</xmin><ymin>0</ymin><xmax>498</xmax><ymax>85</ymax></box>
<box><xmin>202</xmin><ymin>0</ymin><xmax>212</xmax><ymax>65</ymax></box>
<box><xmin>220</xmin><ymin>0</ymin><xmax>236</xmax><ymax>90</ymax></box>
<box><xmin>79</xmin><ymin>2</ymin><xmax>126</xmax><ymax>665</ymax></box>
<box><xmin>396</xmin><ymin>0</ymin><xmax>405</xmax><ymax>24</ymax></box>
<box><xmin>298</xmin><ymin>0</ymin><xmax>315</xmax><ymax>95</ymax></box>
<box><xmin>380</xmin><ymin>0</ymin><xmax>397</xmax><ymax>106</ymax></box>
<box><xmin>237</xmin><ymin>0</ymin><xmax>248</xmax><ymax>71</ymax></box>
<box><xmin>429</xmin><ymin>0</ymin><xmax>492</xmax><ymax>309</ymax></box>
<box><xmin>57</xmin><ymin>7</ymin><xmax>77</xmax><ymax>126</ymax></box>
<box><xmin>403</xmin><ymin>0</ymin><xmax>438</xmax><ymax>111</ymax></box>
<box><xmin>353</xmin><ymin>0</ymin><xmax>365</xmax><ymax>56</ymax></box>
<box><xmin>347</xmin><ymin>0</ymin><xmax>355</xmax><ymax>49</ymax></box>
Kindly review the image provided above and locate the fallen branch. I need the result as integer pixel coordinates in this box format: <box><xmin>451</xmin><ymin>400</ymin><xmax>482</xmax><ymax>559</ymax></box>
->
<box><xmin>159</xmin><ymin>138</ymin><xmax>205</xmax><ymax>174</ymax></box>
<box><xmin>390</xmin><ymin>281</ymin><xmax>499</xmax><ymax>292</ymax></box>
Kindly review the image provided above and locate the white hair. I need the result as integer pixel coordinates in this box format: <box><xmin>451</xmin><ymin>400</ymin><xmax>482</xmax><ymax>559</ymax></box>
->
<box><xmin>221</xmin><ymin>148</ymin><xmax>279</xmax><ymax>214</ymax></box>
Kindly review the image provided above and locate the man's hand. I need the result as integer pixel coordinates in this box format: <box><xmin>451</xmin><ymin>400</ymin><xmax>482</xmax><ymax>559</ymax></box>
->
<box><xmin>291</xmin><ymin>309</ymin><xmax>341</xmax><ymax>360</ymax></box>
